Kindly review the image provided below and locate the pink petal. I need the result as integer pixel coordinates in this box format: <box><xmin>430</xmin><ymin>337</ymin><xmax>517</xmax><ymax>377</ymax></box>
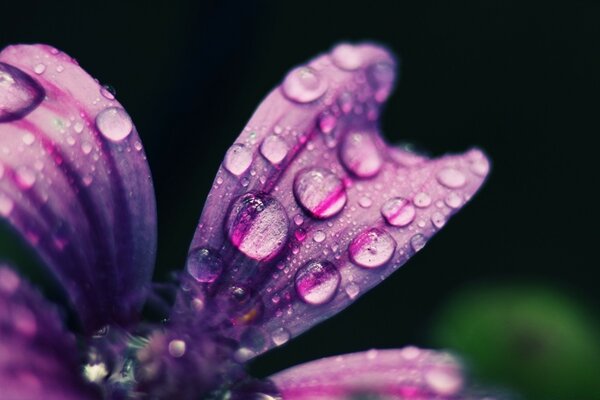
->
<box><xmin>0</xmin><ymin>45</ymin><xmax>157</xmax><ymax>333</ymax></box>
<box><xmin>177</xmin><ymin>43</ymin><xmax>490</xmax><ymax>356</ymax></box>
<box><xmin>0</xmin><ymin>265</ymin><xmax>100</xmax><ymax>399</ymax></box>
<box><xmin>270</xmin><ymin>347</ymin><xmax>473</xmax><ymax>399</ymax></box>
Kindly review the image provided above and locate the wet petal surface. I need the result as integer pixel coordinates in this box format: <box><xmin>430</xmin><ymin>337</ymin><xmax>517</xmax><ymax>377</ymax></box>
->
<box><xmin>177</xmin><ymin>43</ymin><xmax>489</xmax><ymax>356</ymax></box>
<box><xmin>270</xmin><ymin>347</ymin><xmax>474</xmax><ymax>400</ymax></box>
<box><xmin>0</xmin><ymin>264</ymin><xmax>100</xmax><ymax>399</ymax></box>
<box><xmin>0</xmin><ymin>45</ymin><xmax>157</xmax><ymax>333</ymax></box>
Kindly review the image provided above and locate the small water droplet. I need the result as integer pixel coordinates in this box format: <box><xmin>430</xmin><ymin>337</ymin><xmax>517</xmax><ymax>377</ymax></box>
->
<box><xmin>425</xmin><ymin>367</ymin><xmax>463</xmax><ymax>396</ymax></box>
<box><xmin>340</xmin><ymin>131</ymin><xmax>382</xmax><ymax>178</ymax></box>
<box><xmin>33</xmin><ymin>63</ymin><xmax>46</xmax><ymax>75</ymax></box>
<box><xmin>400</xmin><ymin>346</ymin><xmax>421</xmax><ymax>360</ymax></box>
<box><xmin>73</xmin><ymin>121</ymin><xmax>84</xmax><ymax>133</ymax></box>
<box><xmin>445</xmin><ymin>192</ymin><xmax>463</xmax><ymax>209</ymax></box>
<box><xmin>294</xmin><ymin>167</ymin><xmax>347</xmax><ymax>219</ymax></box>
<box><xmin>437</xmin><ymin>168</ymin><xmax>467</xmax><ymax>188</ymax></box>
<box><xmin>100</xmin><ymin>84</ymin><xmax>116</xmax><ymax>100</ymax></box>
<box><xmin>260</xmin><ymin>135</ymin><xmax>288</xmax><ymax>164</ymax></box>
<box><xmin>313</xmin><ymin>230</ymin><xmax>326</xmax><ymax>243</ymax></box>
<box><xmin>293</xmin><ymin>214</ymin><xmax>304</xmax><ymax>226</ymax></box>
<box><xmin>381</xmin><ymin>197</ymin><xmax>416</xmax><ymax>227</ymax></box>
<box><xmin>295</xmin><ymin>228</ymin><xmax>307</xmax><ymax>241</ymax></box>
<box><xmin>358</xmin><ymin>196</ymin><xmax>373</xmax><ymax>208</ymax></box>
<box><xmin>226</xmin><ymin>192</ymin><xmax>289</xmax><ymax>260</ymax></box>
<box><xmin>186</xmin><ymin>247</ymin><xmax>224</xmax><ymax>283</ymax></box>
<box><xmin>367</xmin><ymin>61</ymin><xmax>395</xmax><ymax>102</ymax></box>
<box><xmin>224</xmin><ymin>143</ymin><xmax>252</xmax><ymax>176</ymax></box>
<box><xmin>0</xmin><ymin>267</ymin><xmax>20</xmax><ymax>294</ymax></box>
<box><xmin>338</xmin><ymin>92</ymin><xmax>354</xmax><ymax>114</ymax></box>
<box><xmin>240</xmin><ymin>327</ymin><xmax>269</xmax><ymax>354</ymax></box>
<box><xmin>431</xmin><ymin>212</ymin><xmax>446</xmax><ymax>229</ymax></box>
<box><xmin>168</xmin><ymin>339</ymin><xmax>186</xmax><ymax>358</ymax></box>
<box><xmin>331</xmin><ymin>43</ymin><xmax>363</xmax><ymax>70</ymax></box>
<box><xmin>413</xmin><ymin>192</ymin><xmax>432</xmax><ymax>208</ymax></box>
<box><xmin>318</xmin><ymin>112</ymin><xmax>337</xmax><ymax>134</ymax></box>
<box><xmin>21</xmin><ymin>133</ymin><xmax>35</xmax><ymax>145</ymax></box>
<box><xmin>0</xmin><ymin>62</ymin><xmax>45</xmax><ymax>122</ymax></box>
<box><xmin>349</xmin><ymin>228</ymin><xmax>396</xmax><ymax>268</ymax></box>
<box><xmin>470</xmin><ymin>155</ymin><xmax>490</xmax><ymax>177</ymax></box>
<box><xmin>295</xmin><ymin>260</ymin><xmax>340</xmax><ymax>305</ymax></box>
<box><xmin>56</xmin><ymin>65</ymin><xmax>64</xmax><ymax>73</ymax></box>
<box><xmin>15</xmin><ymin>167</ymin><xmax>36</xmax><ymax>189</ymax></box>
<box><xmin>344</xmin><ymin>282</ymin><xmax>360</xmax><ymax>299</ymax></box>
<box><xmin>95</xmin><ymin>107</ymin><xmax>133</xmax><ymax>142</ymax></box>
<box><xmin>271</xmin><ymin>327</ymin><xmax>290</xmax><ymax>346</ymax></box>
<box><xmin>0</xmin><ymin>194</ymin><xmax>14</xmax><ymax>217</ymax></box>
<box><xmin>282</xmin><ymin>66</ymin><xmax>328</xmax><ymax>103</ymax></box>
<box><xmin>410</xmin><ymin>233</ymin><xmax>427</xmax><ymax>252</ymax></box>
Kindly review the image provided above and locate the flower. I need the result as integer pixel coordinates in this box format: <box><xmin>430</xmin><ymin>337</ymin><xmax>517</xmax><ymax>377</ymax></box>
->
<box><xmin>0</xmin><ymin>42</ymin><xmax>491</xmax><ymax>399</ymax></box>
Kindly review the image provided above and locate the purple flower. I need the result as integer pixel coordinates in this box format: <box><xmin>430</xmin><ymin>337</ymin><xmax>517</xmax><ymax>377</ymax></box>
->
<box><xmin>0</xmin><ymin>43</ymin><xmax>491</xmax><ymax>399</ymax></box>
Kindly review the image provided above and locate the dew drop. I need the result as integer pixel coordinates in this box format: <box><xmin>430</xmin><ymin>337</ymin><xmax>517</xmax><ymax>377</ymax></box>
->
<box><xmin>100</xmin><ymin>85</ymin><xmax>116</xmax><ymax>100</ymax></box>
<box><xmin>358</xmin><ymin>196</ymin><xmax>372</xmax><ymax>208</ymax></box>
<box><xmin>282</xmin><ymin>66</ymin><xmax>328</xmax><ymax>103</ymax></box>
<box><xmin>381</xmin><ymin>197</ymin><xmax>416</xmax><ymax>227</ymax></box>
<box><xmin>410</xmin><ymin>233</ymin><xmax>427</xmax><ymax>252</ymax></box>
<box><xmin>313</xmin><ymin>230</ymin><xmax>326</xmax><ymax>243</ymax></box>
<box><xmin>168</xmin><ymin>339</ymin><xmax>186</xmax><ymax>358</ymax></box>
<box><xmin>33</xmin><ymin>63</ymin><xmax>46</xmax><ymax>75</ymax></box>
<box><xmin>73</xmin><ymin>121</ymin><xmax>84</xmax><ymax>133</ymax></box>
<box><xmin>340</xmin><ymin>131</ymin><xmax>382</xmax><ymax>178</ymax></box>
<box><xmin>295</xmin><ymin>260</ymin><xmax>340</xmax><ymax>305</ymax></box>
<box><xmin>366</xmin><ymin>61</ymin><xmax>395</xmax><ymax>102</ymax></box>
<box><xmin>318</xmin><ymin>112</ymin><xmax>337</xmax><ymax>134</ymax></box>
<box><xmin>0</xmin><ymin>267</ymin><xmax>20</xmax><ymax>294</ymax></box>
<box><xmin>445</xmin><ymin>192</ymin><xmax>463</xmax><ymax>209</ymax></box>
<box><xmin>413</xmin><ymin>192</ymin><xmax>432</xmax><ymax>208</ymax></box>
<box><xmin>0</xmin><ymin>62</ymin><xmax>45</xmax><ymax>122</ymax></box>
<box><xmin>338</xmin><ymin>92</ymin><xmax>354</xmax><ymax>114</ymax></box>
<box><xmin>344</xmin><ymin>282</ymin><xmax>360</xmax><ymax>299</ymax></box>
<box><xmin>293</xmin><ymin>214</ymin><xmax>304</xmax><ymax>226</ymax></box>
<box><xmin>331</xmin><ymin>43</ymin><xmax>363</xmax><ymax>70</ymax></box>
<box><xmin>260</xmin><ymin>135</ymin><xmax>288</xmax><ymax>164</ymax></box>
<box><xmin>56</xmin><ymin>65</ymin><xmax>64</xmax><ymax>73</ymax></box>
<box><xmin>0</xmin><ymin>194</ymin><xmax>14</xmax><ymax>217</ymax></box>
<box><xmin>431</xmin><ymin>212</ymin><xmax>446</xmax><ymax>229</ymax></box>
<box><xmin>224</xmin><ymin>143</ymin><xmax>252</xmax><ymax>176</ymax></box>
<box><xmin>186</xmin><ymin>247</ymin><xmax>224</xmax><ymax>283</ymax></box>
<box><xmin>15</xmin><ymin>167</ymin><xmax>36</xmax><ymax>189</ymax></box>
<box><xmin>294</xmin><ymin>167</ymin><xmax>347</xmax><ymax>219</ymax></box>
<box><xmin>437</xmin><ymin>168</ymin><xmax>467</xmax><ymax>188</ymax></box>
<box><xmin>226</xmin><ymin>192</ymin><xmax>289</xmax><ymax>260</ymax></box>
<box><xmin>95</xmin><ymin>107</ymin><xmax>133</xmax><ymax>142</ymax></box>
<box><xmin>240</xmin><ymin>327</ymin><xmax>269</xmax><ymax>354</ymax></box>
<box><xmin>271</xmin><ymin>327</ymin><xmax>290</xmax><ymax>346</ymax></box>
<box><xmin>425</xmin><ymin>367</ymin><xmax>463</xmax><ymax>396</ymax></box>
<box><xmin>470</xmin><ymin>155</ymin><xmax>490</xmax><ymax>177</ymax></box>
<box><xmin>21</xmin><ymin>133</ymin><xmax>35</xmax><ymax>145</ymax></box>
<box><xmin>349</xmin><ymin>228</ymin><xmax>396</xmax><ymax>269</ymax></box>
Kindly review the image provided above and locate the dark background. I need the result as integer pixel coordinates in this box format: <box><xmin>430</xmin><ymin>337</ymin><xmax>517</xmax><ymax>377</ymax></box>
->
<box><xmin>2</xmin><ymin>0</ymin><xmax>599</xmax><ymax>397</ymax></box>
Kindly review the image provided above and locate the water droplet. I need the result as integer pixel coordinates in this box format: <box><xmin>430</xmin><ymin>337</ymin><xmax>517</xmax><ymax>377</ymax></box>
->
<box><xmin>73</xmin><ymin>121</ymin><xmax>84</xmax><ymax>133</ymax></box>
<box><xmin>331</xmin><ymin>43</ymin><xmax>363</xmax><ymax>70</ymax></box>
<box><xmin>410</xmin><ymin>234</ymin><xmax>427</xmax><ymax>252</ymax></box>
<box><xmin>313</xmin><ymin>230</ymin><xmax>326</xmax><ymax>243</ymax></box>
<box><xmin>186</xmin><ymin>247</ymin><xmax>224</xmax><ymax>283</ymax></box>
<box><xmin>0</xmin><ymin>267</ymin><xmax>20</xmax><ymax>294</ymax></box>
<box><xmin>437</xmin><ymin>168</ymin><xmax>467</xmax><ymax>188</ymax></box>
<box><xmin>349</xmin><ymin>228</ymin><xmax>396</xmax><ymax>269</ymax></box>
<box><xmin>226</xmin><ymin>192</ymin><xmax>289</xmax><ymax>260</ymax></box>
<box><xmin>338</xmin><ymin>92</ymin><xmax>354</xmax><ymax>114</ymax></box>
<box><xmin>15</xmin><ymin>167</ymin><xmax>36</xmax><ymax>189</ymax></box>
<box><xmin>95</xmin><ymin>107</ymin><xmax>133</xmax><ymax>142</ymax></box>
<box><xmin>294</xmin><ymin>228</ymin><xmax>307</xmax><ymax>241</ymax></box>
<box><xmin>294</xmin><ymin>167</ymin><xmax>347</xmax><ymax>219</ymax></box>
<box><xmin>358</xmin><ymin>196</ymin><xmax>373</xmax><ymax>208</ymax></box>
<box><xmin>445</xmin><ymin>192</ymin><xmax>463</xmax><ymax>209</ymax></box>
<box><xmin>293</xmin><ymin>214</ymin><xmax>304</xmax><ymax>226</ymax></box>
<box><xmin>366</xmin><ymin>61</ymin><xmax>395</xmax><ymax>102</ymax></box>
<box><xmin>282</xmin><ymin>66</ymin><xmax>328</xmax><ymax>103</ymax></box>
<box><xmin>260</xmin><ymin>135</ymin><xmax>288</xmax><ymax>164</ymax></box>
<box><xmin>0</xmin><ymin>62</ymin><xmax>45</xmax><ymax>122</ymax></box>
<box><xmin>295</xmin><ymin>260</ymin><xmax>340</xmax><ymax>305</ymax></box>
<box><xmin>413</xmin><ymin>192</ymin><xmax>432</xmax><ymax>208</ymax></box>
<box><xmin>318</xmin><ymin>112</ymin><xmax>337</xmax><ymax>134</ymax></box>
<box><xmin>56</xmin><ymin>65</ymin><xmax>64</xmax><ymax>73</ymax></box>
<box><xmin>81</xmin><ymin>142</ymin><xmax>93</xmax><ymax>155</ymax></box>
<box><xmin>240</xmin><ymin>327</ymin><xmax>269</xmax><ymax>354</ymax></box>
<box><xmin>224</xmin><ymin>143</ymin><xmax>252</xmax><ymax>176</ymax></box>
<box><xmin>381</xmin><ymin>197</ymin><xmax>416</xmax><ymax>227</ymax></box>
<box><xmin>431</xmin><ymin>212</ymin><xmax>446</xmax><ymax>229</ymax></box>
<box><xmin>425</xmin><ymin>367</ymin><xmax>463</xmax><ymax>395</ymax></box>
<box><xmin>271</xmin><ymin>327</ymin><xmax>290</xmax><ymax>346</ymax></box>
<box><xmin>21</xmin><ymin>133</ymin><xmax>35</xmax><ymax>145</ymax></box>
<box><xmin>345</xmin><ymin>282</ymin><xmax>360</xmax><ymax>299</ymax></box>
<box><xmin>168</xmin><ymin>339</ymin><xmax>186</xmax><ymax>358</ymax></box>
<box><xmin>340</xmin><ymin>131</ymin><xmax>382</xmax><ymax>178</ymax></box>
<box><xmin>400</xmin><ymin>346</ymin><xmax>420</xmax><ymax>360</ymax></box>
<box><xmin>100</xmin><ymin>85</ymin><xmax>116</xmax><ymax>100</ymax></box>
<box><xmin>33</xmin><ymin>63</ymin><xmax>46</xmax><ymax>74</ymax></box>
<box><xmin>470</xmin><ymin>155</ymin><xmax>490</xmax><ymax>177</ymax></box>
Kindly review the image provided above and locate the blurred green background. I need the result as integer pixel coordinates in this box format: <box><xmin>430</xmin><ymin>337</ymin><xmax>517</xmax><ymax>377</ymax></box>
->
<box><xmin>2</xmin><ymin>1</ymin><xmax>599</xmax><ymax>398</ymax></box>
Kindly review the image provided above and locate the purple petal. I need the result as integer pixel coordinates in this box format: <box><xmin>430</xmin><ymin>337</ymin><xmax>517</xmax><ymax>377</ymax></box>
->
<box><xmin>270</xmin><ymin>347</ymin><xmax>474</xmax><ymax>399</ymax></box>
<box><xmin>0</xmin><ymin>264</ymin><xmax>100</xmax><ymax>399</ymax></box>
<box><xmin>0</xmin><ymin>44</ymin><xmax>157</xmax><ymax>333</ymax></box>
<box><xmin>177</xmin><ymin>43</ymin><xmax>489</xmax><ymax>355</ymax></box>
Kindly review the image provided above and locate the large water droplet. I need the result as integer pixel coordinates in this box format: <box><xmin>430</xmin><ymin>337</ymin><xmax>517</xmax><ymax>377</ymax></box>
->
<box><xmin>366</xmin><ymin>61</ymin><xmax>395</xmax><ymax>102</ymax></box>
<box><xmin>224</xmin><ymin>143</ymin><xmax>252</xmax><ymax>176</ymax></box>
<box><xmin>410</xmin><ymin>233</ymin><xmax>427</xmax><ymax>252</ymax></box>
<box><xmin>294</xmin><ymin>167</ymin><xmax>347</xmax><ymax>219</ymax></box>
<box><xmin>331</xmin><ymin>43</ymin><xmax>363</xmax><ymax>70</ymax></box>
<box><xmin>349</xmin><ymin>228</ymin><xmax>396</xmax><ymax>269</ymax></box>
<box><xmin>260</xmin><ymin>135</ymin><xmax>288</xmax><ymax>164</ymax></box>
<box><xmin>95</xmin><ymin>107</ymin><xmax>133</xmax><ymax>142</ymax></box>
<box><xmin>271</xmin><ymin>327</ymin><xmax>290</xmax><ymax>346</ymax></box>
<box><xmin>344</xmin><ymin>282</ymin><xmax>360</xmax><ymax>299</ymax></box>
<box><xmin>437</xmin><ymin>168</ymin><xmax>467</xmax><ymax>188</ymax></box>
<box><xmin>0</xmin><ymin>62</ymin><xmax>45</xmax><ymax>123</ymax></box>
<box><xmin>381</xmin><ymin>197</ymin><xmax>416</xmax><ymax>227</ymax></box>
<box><xmin>186</xmin><ymin>247</ymin><xmax>224</xmax><ymax>283</ymax></box>
<box><xmin>282</xmin><ymin>66</ymin><xmax>328</xmax><ymax>103</ymax></box>
<box><xmin>340</xmin><ymin>131</ymin><xmax>382</xmax><ymax>178</ymax></box>
<box><xmin>295</xmin><ymin>260</ymin><xmax>340</xmax><ymax>305</ymax></box>
<box><xmin>226</xmin><ymin>192</ymin><xmax>289</xmax><ymax>260</ymax></box>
